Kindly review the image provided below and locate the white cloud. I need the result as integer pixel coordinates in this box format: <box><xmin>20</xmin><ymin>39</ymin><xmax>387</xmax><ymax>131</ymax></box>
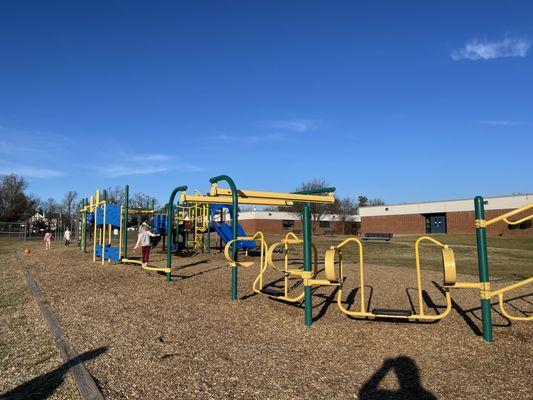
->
<box><xmin>217</xmin><ymin>133</ymin><xmax>283</xmax><ymax>143</ymax></box>
<box><xmin>451</xmin><ymin>38</ymin><xmax>530</xmax><ymax>61</ymax></box>
<box><xmin>100</xmin><ymin>162</ymin><xmax>203</xmax><ymax>177</ymax></box>
<box><xmin>129</xmin><ymin>154</ymin><xmax>172</xmax><ymax>162</ymax></box>
<box><xmin>476</xmin><ymin>120</ymin><xmax>521</xmax><ymax>126</ymax></box>
<box><xmin>101</xmin><ymin>165</ymin><xmax>169</xmax><ymax>178</ymax></box>
<box><xmin>262</xmin><ymin>119</ymin><xmax>318</xmax><ymax>132</ymax></box>
<box><xmin>0</xmin><ymin>165</ymin><xmax>65</xmax><ymax>178</ymax></box>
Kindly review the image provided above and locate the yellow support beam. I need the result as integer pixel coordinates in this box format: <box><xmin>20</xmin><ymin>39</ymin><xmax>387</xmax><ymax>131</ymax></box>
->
<box><xmin>182</xmin><ymin>194</ymin><xmax>294</xmax><ymax>206</ymax></box>
<box><xmin>211</xmin><ymin>188</ymin><xmax>335</xmax><ymax>204</ymax></box>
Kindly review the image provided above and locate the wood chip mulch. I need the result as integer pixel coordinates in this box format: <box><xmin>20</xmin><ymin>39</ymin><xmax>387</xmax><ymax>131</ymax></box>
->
<box><xmin>7</xmin><ymin>242</ymin><xmax>532</xmax><ymax>400</ymax></box>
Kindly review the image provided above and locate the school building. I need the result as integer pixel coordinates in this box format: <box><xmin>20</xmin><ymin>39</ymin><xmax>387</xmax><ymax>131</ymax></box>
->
<box><xmin>358</xmin><ymin>194</ymin><xmax>533</xmax><ymax>236</ymax></box>
<box><xmin>238</xmin><ymin>211</ymin><xmax>360</xmax><ymax>235</ymax></box>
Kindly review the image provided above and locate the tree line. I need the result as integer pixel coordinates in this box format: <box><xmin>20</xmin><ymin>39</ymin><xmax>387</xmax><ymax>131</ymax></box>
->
<box><xmin>0</xmin><ymin>174</ymin><xmax>384</xmax><ymax>232</ymax></box>
<box><xmin>0</xmin><ymin>174</ymin><xmax>158</xmax><ymax>227</ymax></box>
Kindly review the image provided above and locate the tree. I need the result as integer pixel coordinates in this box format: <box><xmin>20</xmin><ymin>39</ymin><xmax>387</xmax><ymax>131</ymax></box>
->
<box><xmin>331</xmin><ymin>196</ymin><xmax>358</xmax><ymax>234</ymax></box>
<box><xmin>62</xmin><ymin>190</ymin><xmax>78</xmax><ymax>225</ymax></box>
<box><xmin>0</xmin><ymin>174</ymin><xmax>39</xmax><ymax>221</ymax></box>
<box><xmin>357</xmin><ymin>195</ymin><xmax>369</xmax><ymax>208</ymax></box>
<box><xmin>369</xmin><ymin>197</ymin><xmax>385</xmax><ymax>206</ymax></box>
<box><xmin>129</xmin><ymin>192</ymin><xmax>159</xmax><ymax>225</ymax></box>
<box><xmin>106</xmin><ymin>185</ymin><xmax>124</xmax><ymax>204</ymax></box>
<box><xmin>291</xmin><ymin>179</ymin><xmax>334</xmax><ymax>231</ymax></box>
<box><xmin>43</xmin><ymin>197</ymin><xmax>60</xmax><ymax>217</ymax></box>
<box><xmin>130</xmin><ymin>192</ymin><xmax>159</xmax><ymax>209</ymax></box>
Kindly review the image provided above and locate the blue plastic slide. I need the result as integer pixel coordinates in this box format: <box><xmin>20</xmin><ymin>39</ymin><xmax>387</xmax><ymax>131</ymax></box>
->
<box><xmin>210</xmin><ymin>204</ymin><xmax>256</xmax><ymax>250</ymax></box>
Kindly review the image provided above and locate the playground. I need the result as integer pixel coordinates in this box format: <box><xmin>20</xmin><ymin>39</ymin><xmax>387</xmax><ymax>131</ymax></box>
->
<box><xmin>1</xmin><ymin>235</ymin><xmax>531</xmax><ymax>399</ymax></box>
<box><xmin>1</xmin><ymin>176</ymin><xmax>532</xmax><ymax>399</ymax></box>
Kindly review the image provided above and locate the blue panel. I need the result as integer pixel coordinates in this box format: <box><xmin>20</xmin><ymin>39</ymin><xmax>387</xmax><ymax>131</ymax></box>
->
<box><xmin>95</xmin><ymin>244</ymin><xmax>120</xmax><ymax>262</ymax></box>
<box><xmin>95</xmin><ymin>204</ymin><xmax>121</xmax><ymax>227</ymax></box>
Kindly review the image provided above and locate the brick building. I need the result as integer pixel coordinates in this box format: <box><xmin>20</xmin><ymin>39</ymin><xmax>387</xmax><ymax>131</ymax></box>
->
<box><xmin>359</xmin><ymin>194</ymin><xmax>533</xmax><ymax>236</ymax></box>
<box><xmin>238</xmin><ymin>211</ymin><xmax>360</xmax><ymax>235</ymax></box>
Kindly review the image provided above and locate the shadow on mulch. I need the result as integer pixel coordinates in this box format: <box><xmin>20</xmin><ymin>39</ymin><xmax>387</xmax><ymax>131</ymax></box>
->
<box><xmin>0</xmin><ymin>347</ymin><xmax>107</xmax><ymax>400</ymax></box>
<box><xmin>359</xmin><ymin>356</ymin><xmax>436</xmax><ymax>400</ymax></box>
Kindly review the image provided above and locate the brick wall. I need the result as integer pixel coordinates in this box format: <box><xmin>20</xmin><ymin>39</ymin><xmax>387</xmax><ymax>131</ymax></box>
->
<box><xmin>239</xmin><ymin>219</ymin><xmax>350</xmax><ymax>235</ymax></box>
<box><xmin>361</xmin><ymin>208</ymin><xmax>533</xmax><ymax>236</ymax></box>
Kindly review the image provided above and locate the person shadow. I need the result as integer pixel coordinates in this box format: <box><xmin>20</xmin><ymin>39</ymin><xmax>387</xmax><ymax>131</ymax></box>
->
<box><xmin>0</xmin><ymin>346</ymin><xmax>107</xmax><ymax>400</ymax></box>
<box><xmin>359</xmin><ymin>356</ymin><xmax>437</xmax><ymax>400</ymax></box>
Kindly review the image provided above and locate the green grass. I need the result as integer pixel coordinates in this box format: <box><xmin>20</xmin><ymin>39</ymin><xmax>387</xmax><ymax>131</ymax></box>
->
<box><xmin>266</xmin><ymin>233</ymin><xmax>533</xmax><ymax>280</ymax></box>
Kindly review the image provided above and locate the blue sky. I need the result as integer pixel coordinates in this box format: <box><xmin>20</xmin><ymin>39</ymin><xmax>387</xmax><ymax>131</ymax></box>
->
<box><xmin>0</xmin><ymin>1</ymin><xmax>532</xmax><ymax>205</ymax></box>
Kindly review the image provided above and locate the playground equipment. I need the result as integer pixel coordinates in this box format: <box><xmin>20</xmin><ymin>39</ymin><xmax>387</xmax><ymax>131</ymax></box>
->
<box><xmin>222</xmin><ymin>195</ymin><xmax>531</xmax><ymax>342</ymax></box>
<box><xmin>211</xmin><ymin>204</ymin><xmax>255</xmax><ymax>251</ymax></box>
<box><xmin>79</xmin><ymin>189</ymin><xmax>122</xmax><ymax>264</ymax></box>
<box><xmin>165</xmin><ymin>175</ymin><xmax>336</xmax><ymax>306</ymax></box>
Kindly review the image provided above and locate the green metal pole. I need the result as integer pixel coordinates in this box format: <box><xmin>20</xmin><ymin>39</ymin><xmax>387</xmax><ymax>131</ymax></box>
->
<box><xmin>474</xmin><ymin>196</ymin><xmax>493</xmax><ymax>342</ymax></box>
<box><xmin>209</xmin><ymin>175</ymin><xmax>238</xmax><ymax>300</ymax></box>
<box><xmin>81</xmin><ymin>199</ymin><xmax>86</xmax><ymax>253</ymax></box>
<box><xmin>303</xmin><ymin>203</ymin><xmax>313</xmax><ymax>326</ymax></box>
<box><xmin>207</xmin><ymin>206</ymin><xmax>211</xmax><ymax>255</ymax></box>
<box><xmin>166</xmin><ymin>186</ymin><xmax>188</xmax><ymax>283</ymax></box>
<box><xmin>122</xmin><ymin>185</ymin><xmax>129</xmax><ymax>259</ymax></box>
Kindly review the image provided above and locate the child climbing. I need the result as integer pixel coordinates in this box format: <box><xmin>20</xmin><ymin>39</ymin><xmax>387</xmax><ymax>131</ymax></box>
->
<box><xmin>134</xmin><ymin>223</ymin><xmax>160</xmax><ymax>267</ymax></box>
<box><xmin>64</xmin><ymin>228</ymin><xmax>71</xmax><ymax>246</ymax></box>
<box><xmin>44</xmin><ymin>231</ymin><xmax>52</xmax><ymax>250</ymax></box>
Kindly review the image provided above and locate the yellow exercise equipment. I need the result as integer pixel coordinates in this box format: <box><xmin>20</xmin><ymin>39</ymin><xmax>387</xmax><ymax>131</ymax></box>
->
<box><xmin>313</xmin><ymin>236</ymin><xmax>455</xmax><ymax>321</ymax></box>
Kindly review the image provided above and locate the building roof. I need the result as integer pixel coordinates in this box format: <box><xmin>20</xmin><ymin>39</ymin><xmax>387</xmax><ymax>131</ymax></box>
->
<box><xmin>238</xmin><ymin>211</ymin><xmax>361</xmax><ymax>222</ymax></box>
<box><xmin>359</xmin><ymin>193</ymin><xmax>532</xmax><ymax>217</ymax></box>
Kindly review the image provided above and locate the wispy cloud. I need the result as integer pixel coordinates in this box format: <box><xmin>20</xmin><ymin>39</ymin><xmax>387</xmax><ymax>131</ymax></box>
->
<box><xmin>451</xmin><ymin>38</ymin><xmax>530</xmax><ymax>61</ymax></box>
<box><xmin>217</xmin><ymin>133</ymin><xmax>283</xmax><ymax>143</ymax></box>
<box><xmin>476</xmin><ymin>120</ymin><xmax>521</xmax><ymax>126</ymax></box>
<box><xmin>0</xmin><ymin>165</ymin><xmax>65</xmax><ymax>178</ymax></box>
<box><xmin>101</xmin><ymin>165</ymin><xmax>169</xmax><ymax>178</ymax></box>
<box><xmin>262</xmin><ymin>119</ymin><xmax>318</xmax><ymax>133</ymax></box>
<box><xmin>129</xmin><ymin>154</ymin><xmax>173</xmax><ymax>162</ymax></box>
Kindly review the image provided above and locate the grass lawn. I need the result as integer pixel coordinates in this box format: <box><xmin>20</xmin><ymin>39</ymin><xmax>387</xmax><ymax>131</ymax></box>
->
<box><xmin>266</xmin><ymin>233</ymin><xmax>533</xmax><ymax>280</ymax></box>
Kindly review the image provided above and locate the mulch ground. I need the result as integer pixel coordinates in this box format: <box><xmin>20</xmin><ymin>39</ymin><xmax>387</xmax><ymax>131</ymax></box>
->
<box><xmin>6</xmin><ymin>241</ymin><xmax>533</xmax><ymax>399</ymax></box>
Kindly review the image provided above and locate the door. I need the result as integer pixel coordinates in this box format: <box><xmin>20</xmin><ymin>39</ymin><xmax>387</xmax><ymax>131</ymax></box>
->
<box><xmin>429</xmin><ymin>214</ymin><xmax>446</xmax><ymax>234</ymax></box>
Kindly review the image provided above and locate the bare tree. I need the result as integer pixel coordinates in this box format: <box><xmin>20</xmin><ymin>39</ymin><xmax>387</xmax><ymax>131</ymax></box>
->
<box><xmin>369</xmin><ymin>197</ymin><xmax>385</xmax><ymax>206</ymax></box>
<box><xmin>291</xmin><ymin>179</ymin><xmax>334</xmax><ymax>231</ymax></box>
<box><xmin>129</xmin><ymin>192</ymin><xmax>159</xmax><ymax>225</ymax></box>
<box><xmin>106</xmin><ymin>185</ymin><xmax>124</xmax><ymax>204</ymax></box>
<box><xmin>62</xmin><ymin>191</ymin><xmax>78</xmax><ymax>225</ymax></box>
<box><xmin>332</xmin><ymin>196</ymin><xmax>358</xmax><ymax>234</ymax></box>
<box><xmin>43</xmin><ymin>197</ymin><xmax>60</xmax><ymax>219</ymax></box>
<box><xmin>130</xmin><ymin>192</ymin><xmax>159</xmax><ymax>209</ymax></box>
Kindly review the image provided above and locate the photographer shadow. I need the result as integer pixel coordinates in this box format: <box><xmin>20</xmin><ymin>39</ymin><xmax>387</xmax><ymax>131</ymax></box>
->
<box><xmin>359</xmin><ymin>356</ymin><xmax>436</xmax><ymax>400</ymax></box>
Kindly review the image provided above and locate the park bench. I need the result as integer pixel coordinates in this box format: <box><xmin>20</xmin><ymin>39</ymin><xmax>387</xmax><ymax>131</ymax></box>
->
<box><xmin>361</xmin><ymin>232</ymin><xmax>393</xmax><ymax>243</ymax></box>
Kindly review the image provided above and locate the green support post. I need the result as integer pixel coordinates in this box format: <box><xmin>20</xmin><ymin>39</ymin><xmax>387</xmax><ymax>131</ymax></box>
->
<box><xmin>303</xmin><ymin>203</ymin><xmax>313</xmax><ymax>326</ymax></box>
<box><xmin>166</xmin><ymin>185</ymin><xmax>188</xmax><ymax>283</ymax></box>
<box><xmin>81</xmin><ymin>199</ymin><xmax>86</xmax><ymax>253</ymax></box>
<box><xmin>122</xmin><ymin>185</ymin><xmax>129</xmax><ymax>259</ymax></box>
<box><xmin>474</xmin><ymin>196</ymin><xmax>493</xmax><ymax>342</ymax></box>
<box><xmin>209</xmin><ymin>175</ymin><xmax>238</xmax><ymax>300</ymax></box>
<box><xmin>292</xmin><ymin>186</ymin><xmax>336</xmax><ymax>327</ymax></box>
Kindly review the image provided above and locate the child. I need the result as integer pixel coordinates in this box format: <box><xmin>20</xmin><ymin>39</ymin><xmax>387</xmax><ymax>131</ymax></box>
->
<box><xmin>64</xmin><ymin>228</ymin><xmax>71</xmax><ymax>246</ymax></box>
<box><xmin>44</xmin><ymin>231</ymin><xmax>52</xmax><ymax>250</ymax></box>
<box><xmin>134</xmin><ymin>224</ymin><xmax>160</xmax><ymax>267</ymax></box>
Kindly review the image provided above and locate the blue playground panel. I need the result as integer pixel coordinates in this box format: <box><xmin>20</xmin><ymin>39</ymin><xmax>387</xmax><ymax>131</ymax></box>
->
<box><xmin>95</xmin><ymin>204</ymin><xmax>121</xmax><ymax>227</ymax></box>
<box><xmin>87</xmin><ymin>212</ymin><xmax>94</xmax><ymax>223</ymax></box>
<box><xmin>95</xmin><ymin>244</ymin><xmax>120</xmax><ymax>262</ymax></box>
<box><xmin>153</xmin><ymin>214</ymin><xmax>167</xmax><ymax>234</ymax></box>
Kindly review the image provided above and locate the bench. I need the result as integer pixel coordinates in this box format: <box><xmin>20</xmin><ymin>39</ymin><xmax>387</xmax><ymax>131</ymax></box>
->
<box><xmin>362</xmin><ymin>233</ymin><xmax>393</xmax><ymax>243</ymax></box>
<box><xmin>323</xmin><ymin>229</ymin><xmax>336</xmax><ymax>236</ymax></box>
